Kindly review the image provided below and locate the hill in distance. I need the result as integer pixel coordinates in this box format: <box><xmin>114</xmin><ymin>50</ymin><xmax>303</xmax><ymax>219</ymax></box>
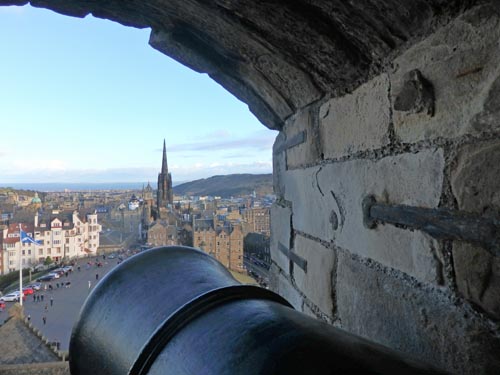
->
<box><xmin>173</xmin><ymin>174</ymin><xmax>273</xmax><ymax>198</ymax></box>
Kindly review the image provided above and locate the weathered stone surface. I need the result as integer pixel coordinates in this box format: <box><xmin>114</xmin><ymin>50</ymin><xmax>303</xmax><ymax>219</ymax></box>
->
<box><xmin>0</xmin><ymin>362</ymin><xmax>70</xmax><ymax>375</ymax></box>
<box><xmin>285</xmin><ymin>149</ymin><xmax>444</xmax><ymax>283</ymax></box>
<box><xmin>270</xmin><ymin>202</ymin><xmax>292</xmax><ymax>274</ymax></box>
<box><xmin>283</xmin><ymin>166</ymin><xmax>338</xmax><ymax>242</ymax></box>
<box><xmin>284</xmin><ymin>106</ymin><xmax>321</xmax><ymax>168</ymax></box>
<box><xmin>453</xmin><ymin>244</ymin><xmax>500</xmax><ymax>319</ymax></box>
<box><xmin>292</xmin><ymin>235</ymin><xmax>335</xmax><ymax>317</ymax></box>
<box><xmin>320</xmin><ymin>74</ymin><xmax>390</xmax><ymax>159</ymax></box>
<box><xmin>391</xmin><ymin>4</ymin><xmax>500</xmax><ymax>143</ymax></box>
<box><xmin>272</xmin><ymin>132</ymin><xmax>287</xmax><ymax>197</ymax></box>
<box><xmin>393</xmin><ymin>69</ymin><xmax>434</xmax><ymax>116</ymax></box>
<box><xmin>269</xmin><ymin>267</ymin><xmax>303</xmax><ymax>311</ymax></box>
<box><xmin>336</xmin><ymin>251</ymin><xmax>500</xmax><ymax>374</ymax></box>
<box><xmin>451</xmin><ymin>140</ymin><xmax>500</xmax><ymax>319</ymax></box>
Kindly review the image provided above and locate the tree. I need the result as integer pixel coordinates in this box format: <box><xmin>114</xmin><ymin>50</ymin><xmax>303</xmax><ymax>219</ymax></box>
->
<box><xmin>44</xmin><ymin>256</ymin><xmax>53</xmax><ymax>266</ymax></box>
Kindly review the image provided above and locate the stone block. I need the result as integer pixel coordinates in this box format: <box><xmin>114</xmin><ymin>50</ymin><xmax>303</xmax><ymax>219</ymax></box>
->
<box><xmin>285</xmin><ymin>148</ymin><xmax>444</xmax><ymax>283</ymax></box>
<box><xmin>320</xmin><ymin>73</ymin><xmax>391</xmax><ymax>158</ymax></box>
<box><xmin>292</xmin><ymin>235</ymin><xmax>335</xmax><ymax>318</ymax></box>
<box><xmin>450</xmin><ymin>140</ymin><xmax>500</xmax><ymax>319</ymax></box>
<box><xmin>391</xmin><ymin>5</ymin><xmax>500</xmax><ymax>143</ymax></box>
<box><xmin>283</xmin><ymin>106</ymin><xmax>321</xmax><ymax>168</ymax></box>
<box><xmin>272</xmin><ymin>131</ymin><xmax>287</xmax><ymax>197</ymax></box>
<box><xmin>283</xmin><ymin>166</ymin><xmax>337</xmax><ymax>243</ymax></box>
<box><xmin>336</xmin><ymin>251</ymin><xmax>500</xmax><ymax>375</ymax></box>
<box><xmin>272</xmin><ymin>270</ymin><xmax>303</xmax><ymax>311</ymax></box>
<box><xmin>270</xmin><ymin>203</ymin><xmax>292</xmax><ymax>273</ymax></box>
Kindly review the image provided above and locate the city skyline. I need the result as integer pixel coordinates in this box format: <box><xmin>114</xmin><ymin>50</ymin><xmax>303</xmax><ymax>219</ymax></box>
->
<box><xmin>0</xmin><ymin>5</ymin><xmax>276</xmax><ymax>184</ymax></box>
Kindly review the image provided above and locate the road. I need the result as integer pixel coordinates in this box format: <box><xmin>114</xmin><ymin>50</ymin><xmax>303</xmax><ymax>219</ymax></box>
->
<box><xmin>20</xmin><ymin>256</ymin><xmax>124</xmax><ymax>351</ymax></box>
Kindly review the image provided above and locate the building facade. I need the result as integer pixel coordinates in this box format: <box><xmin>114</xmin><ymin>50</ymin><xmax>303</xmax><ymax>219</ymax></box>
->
<box><xmin>242</xmin><ymin>207</ymin><xmax>270</xmax><ymax>236</ymax></box>
<box><xmin>1</xmin><ymin>210</ymin><xmax>101</xmax><ymax>274</ymax></box>
<box><xmin>193</xmin><ymin>219</ymin><xmax>244</xmax><ymax>272</ymax></box>
<box><xmin>147</xmin><ymin>221</ymin><xmax>177</xmax><ymax>247</ymax></box>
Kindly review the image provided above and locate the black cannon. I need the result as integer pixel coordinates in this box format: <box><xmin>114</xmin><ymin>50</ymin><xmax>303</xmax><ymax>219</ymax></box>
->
<box><xmin>70</xmin><ymin>246</ymin><xmax>447</xmax><ymax>374</ymax></box>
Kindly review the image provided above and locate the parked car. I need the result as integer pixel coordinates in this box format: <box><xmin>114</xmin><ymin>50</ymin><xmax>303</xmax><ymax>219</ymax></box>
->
<box><xmin>22</xmin><ymin>287</ymin><xmax>34</xmax><ymax>295</ymax></box>
<box><xmin>48</xmin><ymin>272</ymin><xmax>61</xmax><ymax>279</ymax></box>
<box><xmin>27</xmin><ymin>282</ymin><xmax>42</xmax><ymax>291</ymax></box>
<box><xmin>51</xmin><ymin>268</ymin><xmax>65</xmax><ymax>276</ymax></box>
<box><xmin>62</xmin><ymin>265</ymin><xmax>73</xmax><ymax>272</ymax></box>
<box><xmin>0</xmin><ymin>301</ymin><xmax>5</xmax><ymax>311</ymax></box>
<box><xmin>0</xmin><ymin>291</ymin><xmax>25</xmax><ymax>302</ymax></box>
<box><xmin>36</xmin><ymin>274</ymin><xmax>56</xmax><ymax>282</ymax></box>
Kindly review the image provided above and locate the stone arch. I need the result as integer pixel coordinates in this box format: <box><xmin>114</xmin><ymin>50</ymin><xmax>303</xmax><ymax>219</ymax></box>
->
<box><xmin>1</xmin><ymin>0</ymin><xmax>469</xmax><ymax>129</ymax></box>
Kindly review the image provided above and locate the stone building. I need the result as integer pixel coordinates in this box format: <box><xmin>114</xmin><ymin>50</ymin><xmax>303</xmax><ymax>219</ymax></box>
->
<box><xmin>193</xmin><ymin>219</ymin><xmax>244</xmax><ymax>272</ymax></box>
<box><xmin>147</xmin><ymin>221</ymin><xmax>177</xmax><ymax>247</ymax></box>
<box><xmin>1</xmin><ymin>210</ymin><xmax>101</xmax><ymax>273</ymax></box>
<box><xmin>241</xmin><ymin>207</ymin><xmax>270</xmax><ymax>236</ymax></box>
<box><xmin>3</xmin><ymin>1</ymin><xmax>500</xmax><ymax>373</ymax></box>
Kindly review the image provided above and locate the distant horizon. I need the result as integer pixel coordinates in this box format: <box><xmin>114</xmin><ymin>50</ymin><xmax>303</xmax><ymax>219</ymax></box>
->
<box><xmin>0</xmin><ymin>172</ymin><xmax>273</xmax><ymax>192</ymax></box>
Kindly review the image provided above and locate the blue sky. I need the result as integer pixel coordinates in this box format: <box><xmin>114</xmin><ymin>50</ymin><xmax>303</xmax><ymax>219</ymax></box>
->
<box><xmin>0</xmin><ymin>5</ymin><xmax>276</xmax><ymax>184</ymax></box>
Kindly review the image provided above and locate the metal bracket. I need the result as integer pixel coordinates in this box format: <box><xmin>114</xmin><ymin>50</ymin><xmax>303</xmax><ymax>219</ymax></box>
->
<box><xmin>363</xmin><ymin>195</ymin><xmax>500</xmax><ymax>257</ymax></box>
<box><xmin>273</xmin><ymin>131</ymin><xmax>306</xmax><ymax>154</ymax></box>
<box><xmin>278</xmin><ymin>242</ymin><xmax>307</xmax><ymax>272</ymax></box>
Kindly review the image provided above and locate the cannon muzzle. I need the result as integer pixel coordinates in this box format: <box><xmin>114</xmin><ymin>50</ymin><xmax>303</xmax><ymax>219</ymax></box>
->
<box><xmin>70</xmin><ymin>246</ymin><xmax>446</xmax><ymax>374</ymax></box>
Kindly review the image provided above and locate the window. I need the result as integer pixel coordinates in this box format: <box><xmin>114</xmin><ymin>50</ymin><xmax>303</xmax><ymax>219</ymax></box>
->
<box><xmin>39</xmin><ymin>249</ymin><xmax>43</xmax><ymax>255</ymax></box>
<box><xmin>47</xmin><ymin>249</ymin><xmax>51</xmax><ymax>254</ymax></box>
<box><xmin>28</xmin><ymin>250</ymin><xmax>31</xmax><ymax>255</ymax></box>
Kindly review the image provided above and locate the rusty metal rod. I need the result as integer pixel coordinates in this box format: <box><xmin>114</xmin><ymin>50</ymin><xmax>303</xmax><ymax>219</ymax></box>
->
<box><xmin>363</xmin><ymin>196</ymin><xmax>500</xmax><ymax>256</ymax></box>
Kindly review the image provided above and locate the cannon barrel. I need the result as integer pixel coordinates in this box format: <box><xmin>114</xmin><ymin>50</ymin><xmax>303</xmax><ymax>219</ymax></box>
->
<box><xmin>70</xmin><ymin>246</ymin><xmax>447</xmax><ymax>375</ymax></box>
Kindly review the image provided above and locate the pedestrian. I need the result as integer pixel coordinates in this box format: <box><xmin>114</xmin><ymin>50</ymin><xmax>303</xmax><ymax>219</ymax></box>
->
<box><xmin>65</xmin><ymin>272</ymin><xmax>69</xmax><ymax>278</ymax></box>
<box><xmin>88</xmin><ymin>280</ymin><xmax>91</xmax><ymax>289</ymax></box>
<box><xmin>78</xmin><ymin>266</ymin><xmax>81</xmax><ymax>272</ymax></box>
<box><xmin>56</xmin><ymin>341</ymin><xmax>60</xmax><ymax>350</ymax></box>
<box><xmin>50</xmin><ymin>297</ymin><xmax>54</xmax><ymax>306</ymax></box>
<box><xmin>45</xmin><ymin>303</ymin><xmax>48</xmax><ymax>311</ymax></box>
<box><xmin>27</xmin><ymin>314</ymin><xmax>31</xmax><ymax>322</ymax></box>
<box><xmin>44</xmin><ymin>284</ymin><xmax>47</xmax><ymax>291</ymax></box>
<box><xmin>33</xmin><ymin>294</ymin><xmax>36</xmax><ymax>302</ymax></box>
<box><xmin>36</xmin><ymin>295</ymin><xmax>40</xmax><ymax>302</ymax></box>
<box><xmin>96</xmin><ymin>273</ymin><xmax>99</xmax><ymax>280</ymax></box>
<box><xmin>42</xmin><ymin>316</ymin><xmax>46</xmax><ymax>325</ymax></box>
<box><xmin>41</xmin><ymin>294</ymin><xmax>44</xmax><ymax>302</ymax></box>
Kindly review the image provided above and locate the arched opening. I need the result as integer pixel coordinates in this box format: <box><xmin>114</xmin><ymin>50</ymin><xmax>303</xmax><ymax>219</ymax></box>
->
<box><xmin>0</xmin><ymin>4</ymin><xmax>276</xmax><ymax>184</ymax></box>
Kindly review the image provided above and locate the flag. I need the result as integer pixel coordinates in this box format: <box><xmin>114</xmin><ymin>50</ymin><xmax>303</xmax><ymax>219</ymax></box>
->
<box><xmin>20</xmin><ymin>229</ymin><xmax>42</xmax><ymax>245</ymax></box>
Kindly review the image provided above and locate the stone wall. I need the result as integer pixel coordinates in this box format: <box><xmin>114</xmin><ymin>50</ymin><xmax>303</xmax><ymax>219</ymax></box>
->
<box><xmin>271</xmin><ymin>4</ymin><xmax>500</xmax><ymax>374</ymax></box>
<box><xmin>0</xmin><ymin>362</ymin><xmax>69</xmax><ymax>375</ymax></box>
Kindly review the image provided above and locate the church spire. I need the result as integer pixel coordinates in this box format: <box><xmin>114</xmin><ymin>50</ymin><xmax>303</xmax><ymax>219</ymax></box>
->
<box><xmin>161</xmin><ymin>139</ymin><xmax>168</xmax><ymax>174</ymax></box>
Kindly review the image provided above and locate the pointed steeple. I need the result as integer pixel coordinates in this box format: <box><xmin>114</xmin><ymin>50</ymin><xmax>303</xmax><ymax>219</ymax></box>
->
<box><xmin>161</xmin><ymin>139</ymin><xmax>168</xmax><ymax>174</ymax></box>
